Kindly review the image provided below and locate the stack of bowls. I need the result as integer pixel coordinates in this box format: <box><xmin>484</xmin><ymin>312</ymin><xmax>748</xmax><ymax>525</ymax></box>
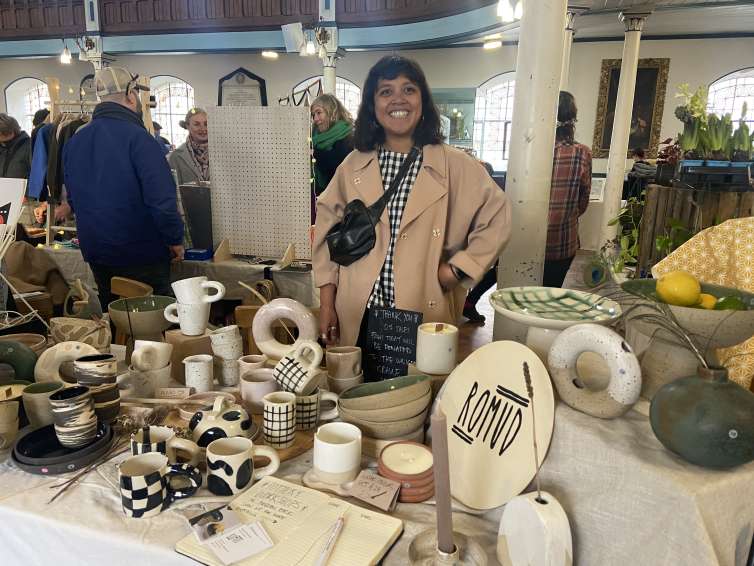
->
<box><xmin>338</xmin><ymin>375</ymin><xmax>431</xmax><ymax>440</ymax></box>
<box><xmin>378</xmin><ymin>440</ymin><xmax>435</xmax><ymax>503</ymax></box>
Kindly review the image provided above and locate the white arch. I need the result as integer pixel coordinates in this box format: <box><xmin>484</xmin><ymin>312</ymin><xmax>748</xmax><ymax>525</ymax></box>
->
<box><xmin>707</xmin><ymin>68</ymin><xmax>754</xmax><ymax>130</ymax></box>
<box><xmin>150</xmin><ymin>75</ymin><xmax>195</xmax><ymax>147</ymax></box>
<box><xmin>292</xmin><ymin>76</ymin><xmax>361</xmax><ymax>118</ymax></box>
<box><xmin>4</xmin><ymin>77</ymin><xmax>49</xmax><ymax>134</ymax></box>
<box><xmin>473</xmin><ymin>71</ymin><xmax>516</xmax><ymax>172</ymax></box>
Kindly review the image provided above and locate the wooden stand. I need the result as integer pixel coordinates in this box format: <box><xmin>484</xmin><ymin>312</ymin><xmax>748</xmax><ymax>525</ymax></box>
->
<box><xmin>213</xmin><ymin>238</ymin><xmax>232</xmax><ymax>263</ymax></box>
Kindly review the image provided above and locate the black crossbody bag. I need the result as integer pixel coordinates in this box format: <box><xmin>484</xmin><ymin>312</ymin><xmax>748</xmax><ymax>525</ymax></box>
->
<box><xmin>326</xmin><ymin>147</ymin><xmax>419</xmax><ymax>267</ymax></box>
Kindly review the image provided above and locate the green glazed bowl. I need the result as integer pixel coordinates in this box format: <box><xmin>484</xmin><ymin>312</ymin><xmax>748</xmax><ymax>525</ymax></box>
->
<box><xmin>338</xmin><ymin>375</ymin><xmax>431</xmax><ymax>411</ymax></box>
<box><xmin>108</xmin><ymin>295</ymin><xmax>175</xmax><ymax>338</ymax></box>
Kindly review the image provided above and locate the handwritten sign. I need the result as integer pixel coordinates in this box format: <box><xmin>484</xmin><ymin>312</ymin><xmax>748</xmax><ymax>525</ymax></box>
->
<box><xmin>349</xmin><ymin>470</ymin><xmax>400</xmax><ymax>512</ymax></box>
<box><xmin>365</xmin><ymin>307</ymin><xmax>423</xmax><ymax>380</ymax></box>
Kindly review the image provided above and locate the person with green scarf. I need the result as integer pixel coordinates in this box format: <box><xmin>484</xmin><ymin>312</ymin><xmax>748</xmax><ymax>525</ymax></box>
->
<box><xmin>311</xmin><ymin>94</ymin><xmax>354</xmax><ymax>197</ymax></box>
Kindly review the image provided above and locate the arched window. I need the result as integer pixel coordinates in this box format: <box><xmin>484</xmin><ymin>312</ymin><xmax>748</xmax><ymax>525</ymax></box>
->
<box><xmin>473</xmin><ymin>72</ymin><xmax>516</xmax><ymax>172</ymax></box>
<box><xmin>4</xmin><ymin>77</ymin><xmax>49</xmax><ymax>134</ymax></box>
<box><xmin>707</xmin><ymin>68</ymin><xmax>754</xmax><ymax>130</ymax></box>
<box><xmin>292</xmin><ymin>76</ymin><xmax>361</xmax><ymax>118</ymax></box>
<box><xmin>150</xmin><ymin>75</ymin><xmax>195</xmax><ymax>147</ymax></box>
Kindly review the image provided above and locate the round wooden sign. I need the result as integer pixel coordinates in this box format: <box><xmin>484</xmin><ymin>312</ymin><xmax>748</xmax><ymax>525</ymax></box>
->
<box><xmin>439</xmin><ymin>341</ymin><xmax>555</xmax><ymax>510</ymax></box>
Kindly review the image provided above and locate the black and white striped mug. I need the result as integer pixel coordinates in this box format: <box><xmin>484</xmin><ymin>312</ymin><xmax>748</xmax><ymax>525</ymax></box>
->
<box><xmin>130</xmin><ymin>425</ymin><xmax>201</xmax><ymax>466</ymax></box>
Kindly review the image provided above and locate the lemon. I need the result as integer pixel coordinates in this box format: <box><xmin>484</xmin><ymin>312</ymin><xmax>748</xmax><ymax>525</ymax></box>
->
<box><xmin>697</xmin><ymin>293</ymin><xmax>717</xmax><ymax>310</ymax></box>
<box><xmin>714</xmin><ymin>296</ymin><xmax>747</xmax><ymax>311</ymax></box>
<box><xmin>656</xmin><ymin>271</ymin><xmax>701</xmax><ymax>307</ymax></box>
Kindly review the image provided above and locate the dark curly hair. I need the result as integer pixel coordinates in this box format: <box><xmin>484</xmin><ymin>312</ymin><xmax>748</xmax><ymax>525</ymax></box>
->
<box><xmin>353</xmin><ymin>55</ymin><xmax>444</xmax><ymax>152</ymax></box>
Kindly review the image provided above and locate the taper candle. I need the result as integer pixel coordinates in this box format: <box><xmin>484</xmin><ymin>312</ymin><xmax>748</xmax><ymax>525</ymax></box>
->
<box><xmin>431</xmin><ymin>406</ymin><xmax>455</xmax><ymax>554</ymax></box>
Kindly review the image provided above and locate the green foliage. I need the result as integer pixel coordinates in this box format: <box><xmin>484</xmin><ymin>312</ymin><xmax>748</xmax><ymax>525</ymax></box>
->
<box><xmin>655</xmin><ymin>217</ymin><xmax>692</xmax><ymax>258</ymax></box>
<box><xmin>675</xmin><ymin>84</ymin><xmax>708</xmax><ymax>123</ymax></box>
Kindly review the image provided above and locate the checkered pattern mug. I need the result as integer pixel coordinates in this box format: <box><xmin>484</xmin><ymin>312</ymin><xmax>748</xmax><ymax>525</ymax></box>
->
<box><xmin>272</xmin><ymin>340</ymin><xmax>323</xmax><ymax>395</ymax></box>
<box><xmin>295</xmin><ymin>388</ymin><xmax>339</xmax><ymax>431</ymax></box>
<box><xmin>262</xmin><ymin>392</ymin><xmax>296</xmax><ymax>449</ymax></box>
<box><xmin>119</xmin><ymin>453</ymin><xmax>202</xmax><ymax>519</ymax></box>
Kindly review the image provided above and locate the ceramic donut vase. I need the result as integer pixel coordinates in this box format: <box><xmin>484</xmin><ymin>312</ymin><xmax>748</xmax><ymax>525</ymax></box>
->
<box><xmin>547</xmin><ymin>324</ymin><xmax>641</xmax><ymax>419</ymax></box>
<box><xmin>189</xmin><ymin>396</ymin><xmax>253</xmax><ymax>448</ymax></box>
<box><xmin>251</xmin><ymin>298</ymin><xmax>317</xmax><ymax>360</ymax></box>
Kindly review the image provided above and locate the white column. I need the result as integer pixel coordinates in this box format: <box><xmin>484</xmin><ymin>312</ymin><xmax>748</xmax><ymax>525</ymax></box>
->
<box><xmin>560</xmin><ymin>6</ymin><xmax>589</xmax><ymax>91</ymax></box>
<box><xmin>323</xmin><ymin>56</ymin><xmax>337</xmax><ymax>94</ymax></box>
<box><xmin>494</xmin><ymin>0</ymin><xmax>568</xmax><ymax>342</ymax></box>
<box><xmin>599</xmin><ymin>11</ymin><xmax>651</xmax><ymax>246</ymax></box>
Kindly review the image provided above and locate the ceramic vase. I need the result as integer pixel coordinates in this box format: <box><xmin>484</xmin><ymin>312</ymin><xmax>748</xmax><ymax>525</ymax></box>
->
<box><xmin>650</xmin><ymin>366</ymin><xmax>754</xmax><ymax>469</ymax></box>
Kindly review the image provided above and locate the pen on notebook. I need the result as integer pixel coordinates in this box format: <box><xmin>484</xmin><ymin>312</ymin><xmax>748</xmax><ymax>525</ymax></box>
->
<box><xmin>314</xmin><ymin>516</ymin><xmax>345</xmax><ymax>566</ymax></box>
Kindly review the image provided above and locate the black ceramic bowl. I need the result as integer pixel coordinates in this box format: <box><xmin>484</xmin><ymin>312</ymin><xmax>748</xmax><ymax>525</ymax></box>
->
<box><xmin>13</xmin><ymin>422</ymin><xmax>112</xmax><ymax>466</ymax></box>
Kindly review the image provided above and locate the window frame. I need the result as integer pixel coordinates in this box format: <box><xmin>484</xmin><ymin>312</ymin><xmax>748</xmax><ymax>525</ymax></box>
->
<box><xmin>707</xmin><ymin>67</ymin><xmax>754</xmax><ymax>132</ymax></box>
<box><xmin>291</xmin><ymin>76</ymin><xmax>361</xmax><ymax>119</ymax></box>
<box><xmin>473</xmin><ymin>71</ymin><xmax>516</xmax><ymax>174</ymax></box>
<box><xmin>149</xmin><ymin>75</ymin><xmax>196</xmax><ymax>148</ymax></box>
<box><xmin>4</xmin><ymin>76</ymin><xmax>49</xmax><ymax>135</ymax></box>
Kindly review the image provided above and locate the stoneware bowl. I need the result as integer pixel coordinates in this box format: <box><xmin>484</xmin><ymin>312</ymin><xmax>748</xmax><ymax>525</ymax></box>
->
<box><xmin>0</xmin><ymin>334</ymin><xmax>47</xmax><ymax>356</ymax></box>
<box><xmin>339</xmin><ymin>407</ymin><xmax>430</xmax><ymax>440</ymax></box>
<box><xmin>108</xmin><ymin>296</ymin><xmax>175</xmax><ymax>341</ymax></box>
<box><xmin>338</xmin><ymin>375</ymin><xmax>431</xmax><ymax>412</ymax></box>
<box><xmin>338</xmin><ymin>390</ymin><xmax>431</xmax><ymax>423</ymax></box>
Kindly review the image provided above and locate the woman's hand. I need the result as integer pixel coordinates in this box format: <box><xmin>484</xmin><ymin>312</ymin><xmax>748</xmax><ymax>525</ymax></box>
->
<box><xmin>438</xmin><ymin>262</ymin><xmax>460</xmax><ymax>293</ymax></box>
<box><xmin>319</xmin><ymin>284</ymin><xmax>339</xmax><ymax>346</ymax></box>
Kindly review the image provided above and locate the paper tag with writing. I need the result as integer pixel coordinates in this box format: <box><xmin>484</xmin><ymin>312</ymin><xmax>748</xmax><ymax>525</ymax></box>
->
<box><xmin>348</xmin><ymin>470</ymin><xmax>401</xmax><ymax>512</ymax></box>
<box><xmin>205</xmin><ymin>522</ymin><xmax>273</xmax><ymax>566</ymax></box>
<box><xmin>155</xmin><ymin>387</ymin><xmax>193</xmax><ymax>399</ymax></box>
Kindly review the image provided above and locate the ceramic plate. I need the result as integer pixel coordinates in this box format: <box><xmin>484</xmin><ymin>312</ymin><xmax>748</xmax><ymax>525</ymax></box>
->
<box><xmin>438</xmin><ymin>341</ymin><xmax>554</xmax><ymax>510</ymax></box>
<box><xmin>490</xmin><ymin>287</ymin><xmax>621</xmax><ymax>329</ymax></box>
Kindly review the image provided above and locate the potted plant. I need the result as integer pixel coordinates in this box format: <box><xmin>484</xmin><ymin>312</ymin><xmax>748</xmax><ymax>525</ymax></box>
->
<box><xmin>674</xmin><ymin>84</ymin><xmax>707</xmax><ymax>162</ymax></box>
<box><xmin>703</xmin><ymin>113</ymin><xmax>733</xmax><ymax>165</ymax></box>
<box><xmin>731</xmin><ymin>103</ymin><xmax>752</xmax><ymax>166</ymax></box>
<box><xmin>656</xmin><ymin>137</ymin><xmax>681</xmax><ymax>185</ymax></box>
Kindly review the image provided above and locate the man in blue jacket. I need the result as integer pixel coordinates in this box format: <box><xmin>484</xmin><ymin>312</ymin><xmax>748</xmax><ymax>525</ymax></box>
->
<box><xmin>64</xmin><ymin>67</ymin><xmax>184</xmax><ymax>309</ymax></box>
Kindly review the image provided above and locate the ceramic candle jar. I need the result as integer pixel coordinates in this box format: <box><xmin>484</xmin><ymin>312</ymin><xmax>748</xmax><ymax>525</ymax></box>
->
<box><xmin>416</xmin><ymin>323</ymin><xmax>458</xmax><ymax>375</ymax></box>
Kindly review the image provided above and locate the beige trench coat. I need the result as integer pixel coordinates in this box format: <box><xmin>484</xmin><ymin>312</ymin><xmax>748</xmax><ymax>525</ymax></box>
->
<box><xmin>312</xmin><ymin>143</ymin><xmax>511</xmax><ymax>346</ymax></box>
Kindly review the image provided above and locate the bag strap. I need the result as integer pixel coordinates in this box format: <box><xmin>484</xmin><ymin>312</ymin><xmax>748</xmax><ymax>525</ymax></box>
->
<box><xmin>368</xmin><ymin>146</ymin><xmax>420</xmax><ymax>218</ymax></box>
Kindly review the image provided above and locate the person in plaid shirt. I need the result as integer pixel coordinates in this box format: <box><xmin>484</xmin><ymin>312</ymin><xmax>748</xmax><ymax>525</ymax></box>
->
<box><xmin>545</xmin><ymin>91</ymin><xmax>592</xmax><ymax>287</ymax></box>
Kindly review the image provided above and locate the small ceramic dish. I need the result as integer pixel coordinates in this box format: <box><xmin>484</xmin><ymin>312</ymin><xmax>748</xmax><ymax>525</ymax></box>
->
<box><xmin>379</xmin><ymin>469</ymin><xmax>435</xmax><ymax>491</ymax></box>
<box><xmin>340</xmin><ymin>407</ymin><xmax>429</xmax><ymax>440</ymax></box>
<box><xmin>398</xmin><ymin>482</ymin><xmax>435</xmax><ymax>503</ymax></box>
<box><xmin>378</xmin><ymin>441</ymin><xmax>434</xmax><ymax>480</ymax></box>
<box><xmin>339</xmin><ymin>390</ymin><xmax>431</xmax><ymax>424</ymax></box>
<box><xmin>177</xmin><ymin>391</ymin><xmax>236</xmax><ymax>420</ymax></box>
<box><xmin>362</xmin><ymin>426</ymin><xmax>425</xmax><ymax>459</ymax></box>
<box><xmin>11</xmin><ymin>426</ymin><xmax>115</xmax><ymax>475</ymax></box>
<box><xmin>13</xmin><ymin>422</ymin><xmax>112</xmax><ymax>466</ymax></box>
<box><xmin>338</xmin><ymin>375</ymin><xmax>431</xmax><ymax>411</ymax></box>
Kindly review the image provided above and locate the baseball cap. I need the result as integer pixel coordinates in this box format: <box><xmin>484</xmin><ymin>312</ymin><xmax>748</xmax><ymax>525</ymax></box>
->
<box><xmin>94</xmin><ymin>67</ymin><xmax>150</xmax><ymax>98</ymax></box>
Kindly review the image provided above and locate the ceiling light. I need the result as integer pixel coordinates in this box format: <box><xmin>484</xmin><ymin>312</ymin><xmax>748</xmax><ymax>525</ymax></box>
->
<box><xmin>483</xmin><ymin>33</ymin><xmax>503</xmax><ymax>41</ymax></box>
<box><xmin>514</xmin><ymin>0</ymin><xmax>523</xmax><ymax>19</ymax></box>
<box><xmin>262</xmin><ymin>50</ymin><xmax>279</xmax><ymax>59</ymax></box>
<box><xmin>306</xmin><ymin>40</ymin><xmax>316</xmax><ymax>56</ymax></box>
<box><xmin>484</xmin><ymin>40</ymin><xmax>503</xmax><ymax>50</ymax></box>
<box><xmin>59</xmin><ymin>42</ymin><xmax>71</xmax><ymax>64</ymax></box>
<box><xmin>498</xmin><ymin>0</ymin><xmax>515</xmax><ymax>22</ymax></box>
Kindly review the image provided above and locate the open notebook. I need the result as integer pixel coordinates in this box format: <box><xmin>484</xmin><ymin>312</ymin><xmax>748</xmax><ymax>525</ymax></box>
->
<box><xmin>175</xmin><ymin>476</ymin><xmax>404</xmax><ymax>566</ymax></box>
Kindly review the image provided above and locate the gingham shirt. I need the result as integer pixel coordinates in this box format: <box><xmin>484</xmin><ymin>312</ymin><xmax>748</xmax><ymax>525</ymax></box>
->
<box><xmin>546</xmin><ymin>141</ymin><xmax>592</xmax><ymax>260</ymax></box>
<box><xmin>367</xmin><ymin>147</ymin><xmax>424</xmax><ymax>308</ymax></box>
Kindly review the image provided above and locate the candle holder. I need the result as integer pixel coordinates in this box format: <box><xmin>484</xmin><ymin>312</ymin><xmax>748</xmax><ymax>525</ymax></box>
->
<box><xmin>408</xmin><ymin>528</ymin><xmax>487</xmax><ymax>566</ymax></box>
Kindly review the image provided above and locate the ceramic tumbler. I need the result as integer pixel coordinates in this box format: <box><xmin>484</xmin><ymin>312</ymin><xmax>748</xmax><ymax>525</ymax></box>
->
<box><xmin>143</xmin><ymin>363</ymin><xmax>173</xmax><ymax>391</ymax></box>
<box><xmin>313</xmin><ymin>422</ymin><xmax>362</xmax><ymax>484</ymax></box>
<box><xmin>238</xmin><ymin>355</ymin><xmax>268</xmax><ymax>378</ymax></box>
<box><xmin>164</xmin><ymin>302</ymin><xmax>211</xmax><ymax>336</ymax></box>
<box><xmin>0</xmin><ymin>400</ymin><xmax>19</xmax><ymax>450</ymax></box>
<box><xmin>90</xmin><ymin>383</ymin><xmax>121</xmax><ymax>424</ymax></box>
<box><xmin>415</xmin><ymin>323</ymin><xmax>458</xmax><ymax>376</ymax></box>
<box><xmin>132</xmin><ymin>341</ymin><xmax>173</xmax><ymax>371</ymax></box>
<box><xmin>22</xmin><ymin>382</ymin><xmax>64</xmax><ymax>428</ymax></box>
<box><xmin>130</xmin><ymin>425</ymin><xmax>201</xmax><ymax>466</ymax></box>
<box><xmin>295</xmin><ymin>388</ymin><xmax>339</xmax><ymax>431</ymax></box>
<box><xmin>209</xmin><ymin>326</ymin><xmax>243</xmax><ymax>360</ymax></box>
<box><xmin>119</xmin><ymin>453</ymin><xmax>201</xmax><ymax>519</ymax></box>
<box><xmin>183</xmin><ymin>355</ymin><xmax>214</xmax><ymax>392</ymax></box>
<box><xmin>327</xmin><ymin>373</ymin><xmax>364</xmax><ymax>395</ymax></box>
<box><xmin>241</xmin><ymin>368</ymin><xmax>280</xmax><ymax>415</ymax></box>
<box><xmin>215</xmin><ymin>358</ymin><xmax>240</xmax><ymax>387</ymax></box>
<box><xmin>206</xmin><ymin>437</ymin><xmax>280</xmax><ymax>495</ymax></box>
<box><xmin>262</xmin><ymin>392</ymin><xmax>296</xmax><ymax>449</ymax></box>
<box><xmin>272</xmin><ymin>340</ymin><xmax>323</xmax><ymax>395</ymax></box>
<box><xmin>326</xmin><ymin>346</ymin><xmax>362</xmax><ymax>379</ymax></box>
<box><xmin>172</xmin><ymin>276</ymin><xmax>225</xmax><ymax>305</ymax></box>
<box><xmin>74</xmin><ymin>354</ymin><xmax>118</xmax><ymax>386</ymax></box>
<box><xmin>117</xmin><ymin>366</ymin><xmax>155</xmax><ymax>398</ymax></box>
<box><xmin>49</xmin><ymin>385</ymin><xmax>98</xmax><ymax>448</ymax></box>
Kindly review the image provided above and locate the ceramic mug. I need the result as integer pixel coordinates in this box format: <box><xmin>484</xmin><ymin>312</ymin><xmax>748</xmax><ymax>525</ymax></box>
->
<box><xmin>164</xmin><ymin>302</ymin><xmax>211</xmax><ymax>336</ymax></box>
<box><xmin>131</xmin><ymin>425</ymin><xmax>201</xmax><ymax>466</ymax></box>
<box><xmin>183</xmin><ymin>355</ymin><xmax>214</xmax><ymax>393</ymax></box>
<box><xmin>90</xmin><ymin>383</ymin><xmax>120</xmax><ymax>424</ymax></box>
<box><xmin>238</xmin><ymin>354</ymin><xmax>268</xmax><ymax>378</ymax></box>
<box><xmin>262</xmin><ymin>391</ymin><xmax>296</xmax><ymax>449</ymax></box>
<box><xmin>0</xmin><ymin>400</ymin><xmax>19</xmax><ymax>450</ymax></box>
<box><xmin>49</xmin><ymin>385</ymin><xmax>98</xmax><ymax>448</ymax></box>
<box><xmin>22</xmin><ymin>382</ymin><xmax>64</xmax><ymax>428</ymax></box>
<box><xmin>172</xmin><ymin>276</ymin><xmax>226</xmax><ymax>304</ymax></box>
<box><xmin>117</xmin><ymin>366</ymin><xmax>155</xmax><ymax>398</ymax></box>
<box><xmin>215</xmin><ymin>358</ymin><xmax>240</xmax><ymax>387</ymax></box>
<box><xmin>119</xmin><ymin>453</ymin><xmax>202</xmax><ymax>519</ymax></box>
<box><xmin>327</xmin><ymin>373</ymin><xmax>364</xmax><ymax>395</ymax></box>
<box><xmin>209</xmin><ymin>326</ymin><xmax>243</xmax><ymax>360</ymax></box>
<box><xmin>273</xmin><ymin>340</ymin><xmax>323</xmax><ymax>396</ymax></box>
<box><xmin>206</xmin><ymin>437</ymin><xmax>280</xmax><ymax>495</ymax></box>
<box><xmin>73</xmin><ymin>354</ymin><xmax>118</xmax><ymax>386</ymax></box>
<box><xmin>132</xmin><ymin>341</ymin><xmax>173</xmax><ymax>371</ymax></box>
<box><xmin>241</xmin><ymin>368</ymin><xmax>280</xmax><ymax>415</ymax></box>
<box><xmin>295</xmin><ymin>388</ymin><xmax>339</xmax><ymax>431</ymax></box>
<box><xmin>313</xmin><ymin>422</ymin><xmax>362</xmax><ymax>484</ymax></box>
<box><xmin>144</xmin><ymin>363</ymin><xmax>173</xmax><ymax>391</ymax></box>
<box><xmin>326</xmin><ymin>346</ymin><xmax>362</xmax><ymax>379</ymax></box>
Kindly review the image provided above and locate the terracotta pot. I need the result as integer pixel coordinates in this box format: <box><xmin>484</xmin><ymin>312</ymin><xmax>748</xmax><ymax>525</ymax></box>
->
<box><xmin>650</xmin><ymin>366</ymin><xmax>754</xmax><ymax>469</ymax></box>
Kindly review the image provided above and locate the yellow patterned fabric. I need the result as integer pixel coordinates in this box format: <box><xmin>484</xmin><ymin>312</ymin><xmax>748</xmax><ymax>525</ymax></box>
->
<box><xmin>652</xmin><ymin>217</ymin><xmax>754</xmax><ymax>389</ymax></box>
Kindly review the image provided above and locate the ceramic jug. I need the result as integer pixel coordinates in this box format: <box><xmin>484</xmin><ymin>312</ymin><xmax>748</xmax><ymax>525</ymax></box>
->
<box><xmin>650</xmin><ymin>366</ymin><xmax>754</xmax><ymax>469</ymax></box>
<box><xmin>189</xmin><ymin>396</ymin><xmax>253</xmax><ymax>448</ymax></box>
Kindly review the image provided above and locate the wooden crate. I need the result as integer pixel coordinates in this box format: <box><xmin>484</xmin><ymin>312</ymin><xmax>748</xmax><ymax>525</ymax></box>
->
<box><xmin>637</xmin><ymin>184</ymin><xmax>754</xmax><ymax>276</ymax></box>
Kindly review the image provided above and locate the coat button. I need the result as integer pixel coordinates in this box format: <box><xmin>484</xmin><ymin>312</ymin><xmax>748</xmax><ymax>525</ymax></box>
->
<box><xmin>428</xmin><ymin>300</ymin><xmax>437</xmax><ymax>308</ymax></box>
<box><xmin>400</xmin><ymin>233</ymin><xmax>408</xmax><ymax>240</ymax></box>
<box><xmin>432</xmin><ymin>229</ymin><xmax>441</xmax><ymax>238</ymax></box>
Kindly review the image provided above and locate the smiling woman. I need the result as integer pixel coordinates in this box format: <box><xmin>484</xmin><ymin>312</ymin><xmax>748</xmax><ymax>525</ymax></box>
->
<box><xmin>313</xmin><ymin>55</ymin><xmax>513</xmax><ymax>381</ymax></box>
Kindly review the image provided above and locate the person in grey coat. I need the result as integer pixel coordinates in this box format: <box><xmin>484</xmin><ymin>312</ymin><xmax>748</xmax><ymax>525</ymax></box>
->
<box><xmin>0</xmin><ymin>114</ymin><xmax>31</xmax><ymax>179</ymax></box>
<box><xmin>168</xmin><ymin>107</ymin><xmax>209</xmax><ymax>185</ymax></box>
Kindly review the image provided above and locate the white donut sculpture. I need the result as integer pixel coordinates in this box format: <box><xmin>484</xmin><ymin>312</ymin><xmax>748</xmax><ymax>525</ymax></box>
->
<box><xmin>251</xmin><ymin>298</ymin><xmax>318</xmax><ymax>360</ymax></box>
<box><xmin>547</xmin><ymin>324</ymin><xmax>641</xmax><ymax>419</ymax></box>
<box><xmin>35</xmin><ymin>341</ymin><xmax>100</xmax><ymax>383</ymax></box>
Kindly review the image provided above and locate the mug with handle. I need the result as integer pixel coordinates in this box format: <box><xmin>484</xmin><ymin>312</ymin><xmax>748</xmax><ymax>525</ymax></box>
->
<box><xmin>119</xmin><ymin>453</ymin><xmax>202</xmax><ymax>519</ymax></box>
<box><xmin>273</xmin><ymin>340</ymin><xmax>323</xmax><ymax>395</ymax></box>
<box><xmin>206</xmin><ymin>437</ymin><xmax>280</xmax><ymax>495</ymax></box>
<box><xmin>295</xmin><ymin>388</ymin><xmax>339</xmax><ymax>431</ymax></box>
<box><xmin>164</xmin><ymin>302</ymin><xmax>211</xmax><ymax>337</ymax></box>
<box><xmin>132</xmin><ymin>341</ymin><xmax>173</xmax><ymax>371</ymax></box>
<box><xmin>130</xmin><ymin>425</ymin><xmax>201</xmax><ymax>466</ymax></box>
<box><xmin>172</xmin><ymin>276</ymin><xmax>226</xmax><ymax>304</ymax></box>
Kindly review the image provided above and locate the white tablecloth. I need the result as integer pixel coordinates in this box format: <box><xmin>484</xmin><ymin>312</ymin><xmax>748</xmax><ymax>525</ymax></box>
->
<box><xmin>1</xmin><ymin>404</ymin><xmax>752</xmax><ymax>566</ymax></box>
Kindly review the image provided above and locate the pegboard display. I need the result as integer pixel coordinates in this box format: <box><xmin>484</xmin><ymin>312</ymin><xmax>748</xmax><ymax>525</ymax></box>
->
<box><xmin>207</xmin><ymin>106</ymin><xmax>311</xmax><ymax>259</ymax></box>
